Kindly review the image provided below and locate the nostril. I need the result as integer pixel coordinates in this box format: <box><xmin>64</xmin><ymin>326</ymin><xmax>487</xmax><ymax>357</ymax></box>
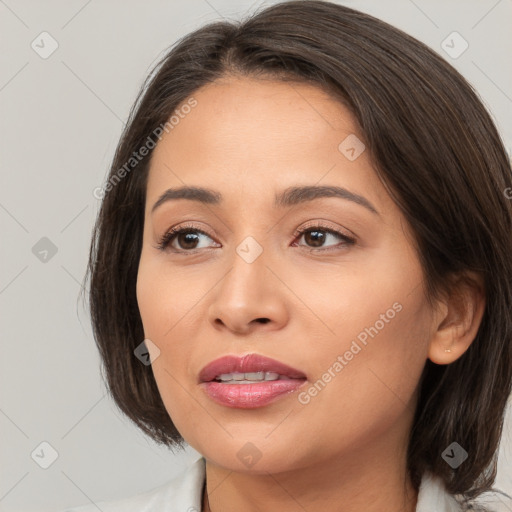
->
<box><xmin>256</xmin><ymin>318</ymin><xmax>270</xmax><ymax>324</ymax></box>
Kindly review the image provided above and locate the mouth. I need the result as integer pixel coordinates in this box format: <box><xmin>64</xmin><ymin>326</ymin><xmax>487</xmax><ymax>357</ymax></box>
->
<box><xmin>198</xmin><ymin>353</ymin><xmax>307</xmax><ymax>409</ymax></box>
<box><xmin>212</xmin><ymin>371</ymin><xmax>300</xmax><ymax>383</ymax></box>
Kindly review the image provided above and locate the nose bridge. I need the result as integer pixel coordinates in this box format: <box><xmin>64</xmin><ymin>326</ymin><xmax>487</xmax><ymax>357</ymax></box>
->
<box><xmin>207</xmin><ymin>230</ymin><xmax>287</xmax><ymax>332</ymax></box>
<box><xmin>223</xmin><ymin>206</ymin><xmax>286</xmax><ymax>291</ymax></box>
<box><xmin>224</xmin><ymin>204</ymin><xmax>273</xmax><ymax>269</ymax></box>
<box><xmin>224</xmin><ymin>233</ymin><xmax>269</xmax><ymax>299</ymax></box>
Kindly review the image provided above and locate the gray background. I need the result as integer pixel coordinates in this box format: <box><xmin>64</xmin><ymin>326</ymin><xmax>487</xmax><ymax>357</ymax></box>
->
<box><xmin>1</xmin><ymin>1</ymin><xmax>511</xmax><ymax>511</ymax></box>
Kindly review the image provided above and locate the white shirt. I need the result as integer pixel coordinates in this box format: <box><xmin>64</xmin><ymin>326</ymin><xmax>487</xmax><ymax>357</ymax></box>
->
<box><xmin>62</xmin><ymin>455</ymin><xmax>466</xmax><ymax>511</ymax></box>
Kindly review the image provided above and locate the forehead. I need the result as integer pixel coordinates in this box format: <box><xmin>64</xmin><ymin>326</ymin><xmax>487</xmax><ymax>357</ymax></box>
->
<box><xmin>146</xmin><ymin>76</ymin><xmax>387</xmax><ymax>214</ymax></box>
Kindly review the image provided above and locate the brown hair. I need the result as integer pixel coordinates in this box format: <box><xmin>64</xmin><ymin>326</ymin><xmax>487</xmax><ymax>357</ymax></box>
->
<box><xmin>84</xmin><ymin>0</ymin><xmax>512</xmax><ymax>504</ymax></box>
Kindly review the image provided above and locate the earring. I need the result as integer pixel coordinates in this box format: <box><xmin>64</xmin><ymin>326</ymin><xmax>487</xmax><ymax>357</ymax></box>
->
<box><xmin>444</xmin><ymin>347</ymin><xmax>452</xmax><ymax>353</ymax></box>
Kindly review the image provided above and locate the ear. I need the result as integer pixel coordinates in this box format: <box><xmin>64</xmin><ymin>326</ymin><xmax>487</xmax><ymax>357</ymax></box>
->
<box><xmin>428</xmin><ymin>271</ymin><xmax>486</xmax><ymax>365</ymax></box>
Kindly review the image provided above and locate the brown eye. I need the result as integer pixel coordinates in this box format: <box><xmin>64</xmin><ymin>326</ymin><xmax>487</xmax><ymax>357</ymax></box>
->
<box><xmin>303</xmin><ymin>229</ymin><xmax>327</xmax><ymax>248</ymax></box>
<box><xmin>293</xmin><ymin>225</ymin><xmax>356</xmax><ymax>251</ymax></box>
<box><xmin>173</xmin><ymin>230</ymin><xmax>202</xmax><ymax>250</ymax></box>
<box><xmin>157</xmin><ymin>226</ymin><xmax>218</xmax><ymax>252</ymax></box>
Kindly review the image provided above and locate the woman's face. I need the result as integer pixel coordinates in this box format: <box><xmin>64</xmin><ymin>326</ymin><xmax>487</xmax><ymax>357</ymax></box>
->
<box><xmin>136</xmin><ymin>76</ymin><xmax>436</xmax><ymax>473</ymax></box>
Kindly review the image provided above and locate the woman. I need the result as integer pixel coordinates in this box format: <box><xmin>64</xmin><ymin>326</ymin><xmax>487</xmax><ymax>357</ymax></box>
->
<box><xmin>65</xmin><ymin>1</ymin><xmax>512</xmax><ymax>511</ymax></box>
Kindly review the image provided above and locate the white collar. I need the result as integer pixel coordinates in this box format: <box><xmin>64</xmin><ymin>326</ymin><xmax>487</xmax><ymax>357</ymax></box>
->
<box><xmin>416</xmin><ymin>470</ymin><xmax>464</xmax><ymax>511</ymax></box>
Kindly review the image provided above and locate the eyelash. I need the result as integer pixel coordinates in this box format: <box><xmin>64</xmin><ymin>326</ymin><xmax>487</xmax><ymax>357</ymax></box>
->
<box><xmin>155</xmin><ymin>222</ymin><xmax>356</xmax><ymax>254</ymax></box>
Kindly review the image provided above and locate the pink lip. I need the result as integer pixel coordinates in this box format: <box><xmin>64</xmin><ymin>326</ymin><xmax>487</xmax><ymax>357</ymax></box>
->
<box><xmin>198</xmin><ymin>353</ymin><xmax>307</xmax><ymax>409</ymax></box>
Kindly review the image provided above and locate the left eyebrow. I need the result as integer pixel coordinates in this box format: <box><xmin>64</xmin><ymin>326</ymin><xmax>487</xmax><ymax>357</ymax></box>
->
<box><xmin>275</xmin><ymin>185</ymin><xmax>379</xmax><ymax>215</ymax></box>
<box><xmin>151</xmin><ymin>184</ymin><xmax>379</xmax><ymax>216</ymax></box>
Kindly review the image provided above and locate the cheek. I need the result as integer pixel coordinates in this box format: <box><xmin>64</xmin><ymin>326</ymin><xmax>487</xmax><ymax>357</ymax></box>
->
<box><xmin>135</xmin><ymin>254</ymin><xmax>204</xmax><ymax>412</ymax></box>
<box><xmin>294</xmin><ymin>248</ymin><xmax>431</xmax><ymax>431</ymax></box>
<box><xmin>136</xmin><ymin>253</ymin><xmax>160</xmax><ymax>334</ymax></box>
<box><xmin>302</xmin><ymin>276</ymin><xmax>430</xmax><ymax>436</ymax></box>
<box><xmin>136</xmin><ymin>253</ymin><xmax>203</xmax><ymax>340</ymax></box>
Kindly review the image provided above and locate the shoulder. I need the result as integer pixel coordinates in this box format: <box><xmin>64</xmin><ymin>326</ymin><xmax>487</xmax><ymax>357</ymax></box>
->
<box><xmin>57</xmin><ymin>456</ymin><xmax>206</xmax><ymax>512</ymax></box>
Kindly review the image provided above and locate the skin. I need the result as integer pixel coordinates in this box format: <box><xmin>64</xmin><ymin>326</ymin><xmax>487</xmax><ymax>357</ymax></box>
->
<box><xmin>136</xmin><ymin>75</ymin><xmax>485</xmax><ymax>512</ymax></box>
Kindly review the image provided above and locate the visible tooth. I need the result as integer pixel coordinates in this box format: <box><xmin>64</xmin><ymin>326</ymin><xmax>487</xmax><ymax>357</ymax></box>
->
<box><xmin>245</xmin><ymin>371</ymin><xmax>265</xmax><ymax>380</ymax></box>
<box><xmin>215</xmin><ymin>371</ymin><xmax>284</xmax><ymax>382</ymax></box>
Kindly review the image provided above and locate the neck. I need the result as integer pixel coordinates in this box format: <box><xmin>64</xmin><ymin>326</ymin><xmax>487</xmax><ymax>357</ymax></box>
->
<box><xmin>202</xmin><ymin>437</ymin><xmax>418</xmax><ymax>512</ymax></box>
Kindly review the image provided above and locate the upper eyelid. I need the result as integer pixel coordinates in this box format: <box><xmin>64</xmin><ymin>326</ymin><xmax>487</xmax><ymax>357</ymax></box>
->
<box><xmin>295</xmin><ymin>219</ymin><xmax>355</xmax><ymax>237</ymax></box>
<box><xmin>163</xmin><ymin>220</ymin><xmax>352</xmax><ymax>239</ymax></box>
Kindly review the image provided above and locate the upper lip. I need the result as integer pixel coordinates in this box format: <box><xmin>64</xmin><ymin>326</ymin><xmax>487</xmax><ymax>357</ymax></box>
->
<box><xmin>199</xmin><ymin>353</ymin><xmax>307</xmax><ymax>383</ymax></box>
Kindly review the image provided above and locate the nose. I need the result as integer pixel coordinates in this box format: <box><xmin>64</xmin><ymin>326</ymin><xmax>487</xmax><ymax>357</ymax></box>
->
<box><xmin>207</xmin><ymin>249</ymin><xmax>289</xmax><ymax>335</ymax></box>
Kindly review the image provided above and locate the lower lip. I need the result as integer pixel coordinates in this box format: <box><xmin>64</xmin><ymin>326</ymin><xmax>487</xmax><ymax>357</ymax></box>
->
<box><xmin>200</xmin><ymin>379</ymin><xmax>307</xmax><ymax>408</ymax></box>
